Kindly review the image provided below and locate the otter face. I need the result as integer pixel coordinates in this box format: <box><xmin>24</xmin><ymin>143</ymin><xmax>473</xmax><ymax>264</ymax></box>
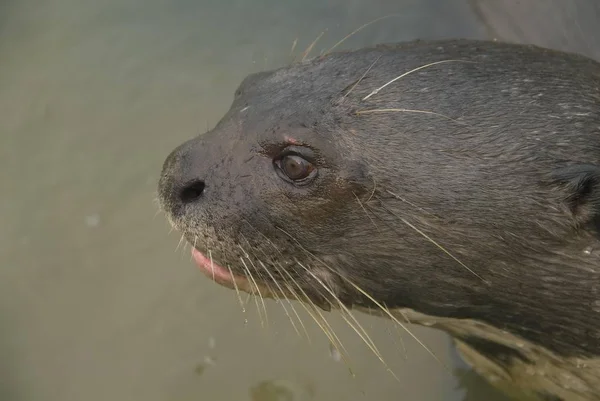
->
<box><xmin>157</xmin><ymin>65</ymin><xmax>381</xmax><ymax>310</ymax></box>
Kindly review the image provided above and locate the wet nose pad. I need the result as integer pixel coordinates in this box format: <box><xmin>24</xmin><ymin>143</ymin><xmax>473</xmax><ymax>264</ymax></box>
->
<box><xmin>179</xmin><ymin>179</ymin><xmax>206</xmax><ymax>205</ymax></box>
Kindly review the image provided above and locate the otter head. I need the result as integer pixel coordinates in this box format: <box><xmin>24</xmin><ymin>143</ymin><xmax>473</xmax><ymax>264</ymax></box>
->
<box><xmin>157</xmin><ymin>56</ymin><xmax>388</xmax><ymax>311</ymax></box>
<box><xmin>158</xmin><ymin>41</ymin><xmax>600</xmax><ymax>326</ymax></box>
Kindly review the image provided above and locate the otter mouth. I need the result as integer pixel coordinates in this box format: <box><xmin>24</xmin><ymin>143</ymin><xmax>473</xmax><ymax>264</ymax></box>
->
<box><xmin>189</xmin><ymin>246</ymin><xmax>336</xmax><ymax>311</ymax></box>
<box><xmin>190</xmin><ymin>247</ymin><xmax>251</xmax><ymax>290</ymax></box>
<box><xmin>190</xmin><ymin>246</ymin><xmax>283</xmax><ymax>301</ymax></box>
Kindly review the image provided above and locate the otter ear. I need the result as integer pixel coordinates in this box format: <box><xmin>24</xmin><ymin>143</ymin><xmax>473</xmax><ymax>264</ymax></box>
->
<box><xmin>551</xmin><ymin>164</ymin><xmax>600</xmax><ymax>231</ymax></box>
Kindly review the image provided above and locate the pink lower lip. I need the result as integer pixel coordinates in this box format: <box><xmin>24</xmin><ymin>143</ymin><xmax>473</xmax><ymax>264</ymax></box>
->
<box><xmin>191</xmin><ymin>248</ymin><xmax>234</xmax><ymax>282</ymax></box>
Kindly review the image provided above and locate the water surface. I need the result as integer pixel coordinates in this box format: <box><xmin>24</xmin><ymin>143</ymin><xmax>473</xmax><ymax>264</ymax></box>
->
<box><xmin>1</xmin><ymin>1</ymin><xmax>597</xmax><ymax>400</ymax></box>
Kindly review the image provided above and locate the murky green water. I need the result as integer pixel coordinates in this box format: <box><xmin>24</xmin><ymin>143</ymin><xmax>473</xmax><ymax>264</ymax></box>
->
<box><xmin>1</xmin><ymin>1</ymin><xmax>597</xmax><ymax>400</ymax></box>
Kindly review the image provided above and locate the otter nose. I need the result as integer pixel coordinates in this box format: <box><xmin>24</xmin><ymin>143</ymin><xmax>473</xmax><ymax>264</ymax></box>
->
<box><xmin>158</xmin><ymin>138</ymin><xmax>210</xmax><ymax>216</ymax></box>
<box><xmin>179</xmin><ymin>179</ymin><xmax>206</xmax><ymax>204</ymax></box>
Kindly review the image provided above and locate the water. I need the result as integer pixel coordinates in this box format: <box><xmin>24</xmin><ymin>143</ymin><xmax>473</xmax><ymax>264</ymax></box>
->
<box><xmin>1</xmin><ymin>1</ymin><xmax>597</xmax><ymax>400</ymax></box>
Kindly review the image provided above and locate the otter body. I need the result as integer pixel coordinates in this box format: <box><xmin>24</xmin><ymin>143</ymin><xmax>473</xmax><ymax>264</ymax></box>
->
<box><xmin>158</xmin><ymin>39</ymin><xmax>600</xmax><ymax>401</ymax></box>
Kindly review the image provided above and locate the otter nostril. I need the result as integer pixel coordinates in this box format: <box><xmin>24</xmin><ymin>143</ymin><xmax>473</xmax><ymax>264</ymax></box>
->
<box><xmin>179</xmin><ymin>180</ymin><xmax>206</xmax><ymax>204</ymax></box>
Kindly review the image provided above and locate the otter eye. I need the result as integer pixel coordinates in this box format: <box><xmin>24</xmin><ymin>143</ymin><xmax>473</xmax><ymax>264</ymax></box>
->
<box><xmin>280</xmin><ymin>155</ymin><xmax>315</xmax><ymax>181</ymax></box>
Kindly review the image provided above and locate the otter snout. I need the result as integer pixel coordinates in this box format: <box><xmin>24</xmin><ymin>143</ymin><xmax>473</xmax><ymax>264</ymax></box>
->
<box><xmin>158</xmin><ymin>139</ymin><xmax>208</xmax><ymax>219</ymax></box>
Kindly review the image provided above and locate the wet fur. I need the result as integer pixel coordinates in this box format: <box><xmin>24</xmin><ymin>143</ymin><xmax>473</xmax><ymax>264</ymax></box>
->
<box><xmin>158</xmin><ymin>39</ymin><xmax>600</xmax><ymax>400</ymax></box>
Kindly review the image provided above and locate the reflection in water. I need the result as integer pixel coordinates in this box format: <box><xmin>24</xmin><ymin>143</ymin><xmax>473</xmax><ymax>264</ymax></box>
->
<box><xmin>0</xmin><ymin>0</ymin><xmax>597</xmax><ymax>400</ymax></box>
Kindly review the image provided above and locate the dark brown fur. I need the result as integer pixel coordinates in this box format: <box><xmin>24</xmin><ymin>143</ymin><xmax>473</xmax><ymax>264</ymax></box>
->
<box><xmin>158</xmin><ymin>39</ymin><xmax>600</xmax><ymax>400</ymax></box>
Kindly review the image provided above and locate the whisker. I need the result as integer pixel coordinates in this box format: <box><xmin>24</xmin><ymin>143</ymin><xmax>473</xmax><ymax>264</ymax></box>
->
<box><xmin>239</xmin><ymin>245</ymin><xmax>263</xmax><ymax>285</ymax></box>
<box><xmin>301</xmin><ymin>30</ymin><xmax>326</xmax><ymax>62</ymax></box>
<box><xmin>289</xmin><ymin>38</ymin><xmax>298</xmax><ymax>60</ymax></box>
<box><xmin>366</xmin><ymin>177</ymin><xmax>377</xmax><ymax>203</ymax></box>
<box><xmin>237</xmin><ymin>236</ymin><xmax>270</xmax><ymax>284</ymax></box>
<box><xmin>295</xmin><ymin>261</ymin><xmax>380</xmax><ymax>352</ymax></box>
<box><xmin>269</xmin><ymin>263</ymin><xmax>312</xmax><ymax>343</ymax></box>
<box><xmin>240</xmin><ymin>257</ymin><xmax>269</xmax><ymax>328</ymax></box>
<box><xmin>189</xmin><ymin>236</ymin><xmax>198</xmax><ymax>262</ymax></box>
<box><xmin>338</xmin><ymin>309</ymin><xmax>401</xmax><ymax>382</ymax></box>
<box><xmin>343</xmin><ymin>55</ymin><xmax>382</xmax><ymax>98</ymax></box>
<box><xmin>276</xmin><ymin>227</ymin><xmax>449</xmax><ymax>371</ymax></box>
<box><xmin>286</xmin><ymin>285</ymin><xmax>356</xmax><ymax>377</ymax></box>
<box><xmin>241</xmin><ymin>218</ymin><xmax>281</xmax><ymax>253</ymax></box>
<box><xmin>354</xmin><ymin>192</ymin><xmax>380</xmax><ymax>231</ymax></box>
<box><xmin>236</xmin><ymin>238</ymin><xmax>274</xmax><ymax>305</ymax></box>
<box><xmin>244</xmin><ymin>266</ymin><xmax>265</xmax><ymax>328</ymax></box>
<box><xmin>376</xmin><ymin>201</ymin><xmax>488</xmax><ymax>284</ymax></box>
<box><xmin>165</xmin><ymin>214</ymin><xmax>176</xmax><ymax>229</ymax></box>
<box><xmin>355</xmin><ymin>108</ymin><xmax>465</xmax><ymax>125</ymax></box>
<box><xmin>239</xmin><ymin>221</ymin><xmax>310</xmax><ymax>327</ymax></box>
<box><xmin>257</xmin><ymin>261</ymin><xmax>303</xmax><ymax>338</ymax></box>
<box><xmin>311</xmin><ymin>308</ymin><xmax>355</xmax><ymax>377</ymax></box>
<box><xmin>295</xmin><ymin>261</ymin><xmax>399</xmax><ymax>381</ymax></box>
<box><xmin>175</xmin><ymin>233</ymin><xmax>186</xmax><ymax>253</ymax></box>
<box><xmin>400</xmin><ymin>310</ymin><xmax>412</xmax><ymax>324</ymax></box>
<box><xmin>362</xmin><ymin>60</ymin><xmax>474</xmax><ymax>100</ymax></box>
<box><xmin>343</xmin><ymin>277</ymin><xmax>450</xmax><ymax>372</ymax></box>
<box><xmin>384</xmin><ymin>190</ymin><xmax>433</xmax><ymax>216</ymax></box>
<box><xmin>274</xmin><ymin>265</ymin><xmax>354</xmax><ymax>373</ymax></box>
<box><xmin>325</xmin><ymin>14</ymin><xmax>401</xmax><ymax>55</ymax></box>
<box><xmin>226</xmin><ymin>264</ymin><xmax>247</xmax><ymax>313</ymax></box>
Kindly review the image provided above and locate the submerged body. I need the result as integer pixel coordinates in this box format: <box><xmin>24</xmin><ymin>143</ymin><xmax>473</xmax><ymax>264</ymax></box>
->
<box><xmin>158</xmin><ymin>39</ymin><xmax>600</xmax><ymax>401</ymax></box>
